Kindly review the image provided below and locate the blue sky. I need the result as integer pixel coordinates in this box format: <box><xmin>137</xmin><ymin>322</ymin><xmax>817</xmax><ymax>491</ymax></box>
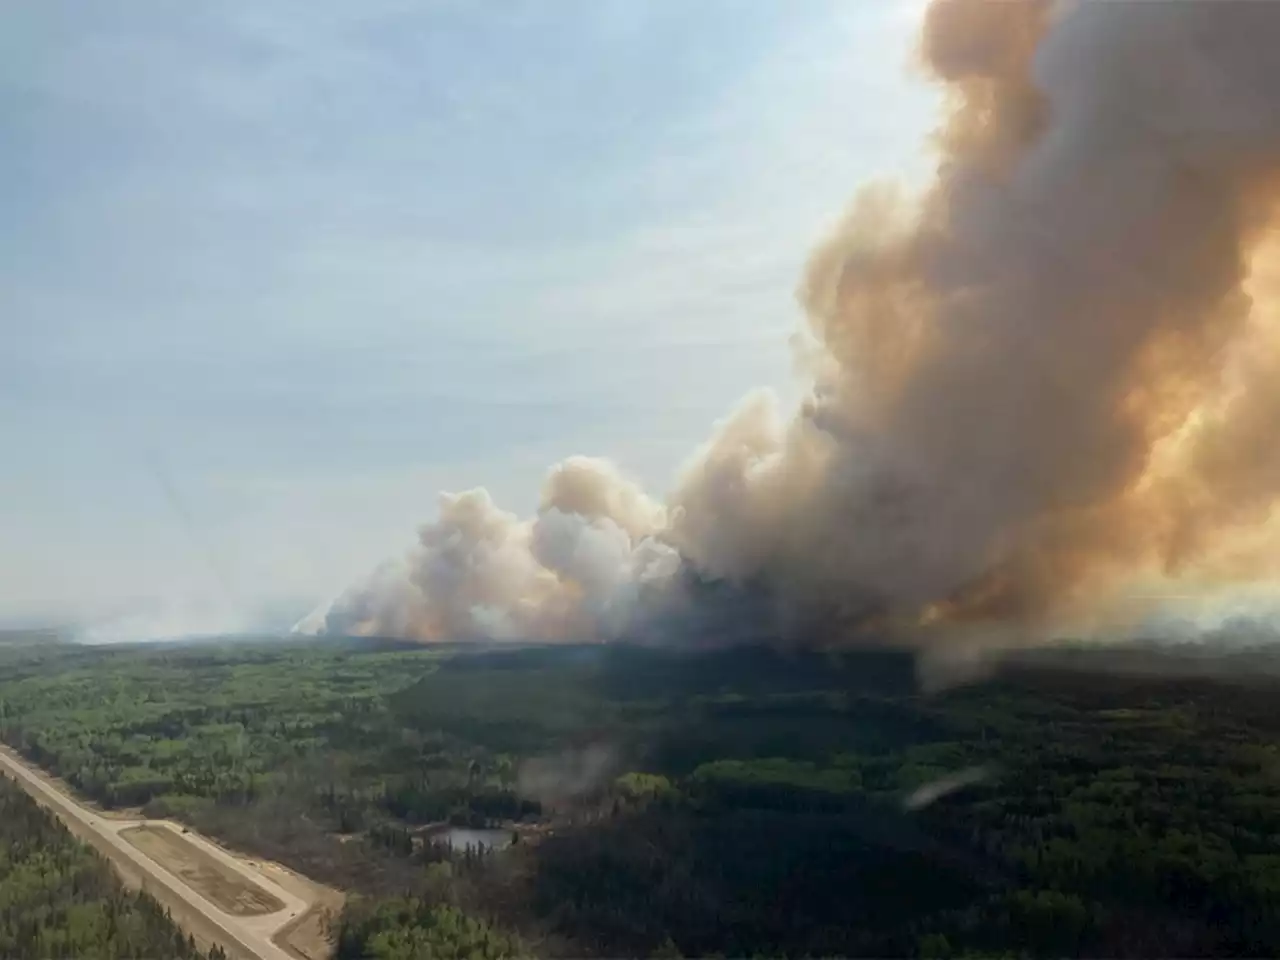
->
<box><xmin>2</xmin><ymin>0</ymin><xmax>937</xmax><ymax>635</ymax></box>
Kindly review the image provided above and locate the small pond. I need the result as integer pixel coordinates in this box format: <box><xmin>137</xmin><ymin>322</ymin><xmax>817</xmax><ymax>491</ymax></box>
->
<box><xmin>434</xmin><ymin>827</ymin><xmax>514</xmax><ymax>852</ymax></box>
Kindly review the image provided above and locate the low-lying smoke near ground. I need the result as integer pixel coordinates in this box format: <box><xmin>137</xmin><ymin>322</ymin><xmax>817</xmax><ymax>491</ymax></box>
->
<box><xmin>300</xmin><ymin>0</ymin><xmax>1280</xmax><ymax>650</ymax></box>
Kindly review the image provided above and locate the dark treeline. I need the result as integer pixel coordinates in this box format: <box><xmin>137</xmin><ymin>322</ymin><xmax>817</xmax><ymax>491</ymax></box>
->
<box><xmin>6</xmin><ymin>640</ymin><xmax>1280</xmax><ymax>957</ymax></box>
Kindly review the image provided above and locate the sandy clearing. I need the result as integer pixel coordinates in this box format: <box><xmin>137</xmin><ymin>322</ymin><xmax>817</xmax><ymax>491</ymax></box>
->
<box><xmin>248</xmin><ymin>860</ymin><xmax>345</xmax><ymax>960</ymax></box>
<box><xmin>272</xmin><ymin>892</ymin><xmax>345</xmax><ymax>960</ymax></box>
<box><xmin>0</xmin><ymin>745</ymin><xmax>332</xmax><ymax>960</ymax></box>
<box><xmin>122</xmin><ymin>825</ymin><xmax>286</xmax><ymax>916</ymax></box>
<box><xmin>140</xmin><ymin>813</ymin><xmax>347</xmax><ymax>958</ymax></box>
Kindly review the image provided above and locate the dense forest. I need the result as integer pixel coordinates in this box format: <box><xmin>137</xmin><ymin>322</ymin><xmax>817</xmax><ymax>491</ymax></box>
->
<box><xmin>4</xmin><ymin>637</ymin><xmax>1280</xmax><ymax>956</ymax></box>
<box><xmin>334</xmin><ymin>898</ymin><xmax>522</xmax><ymax>960</ymax></box>
<box><xmin>0</xmin><ymin>773</ymin><xmax>223</xmax><ymax>959</ymax></box>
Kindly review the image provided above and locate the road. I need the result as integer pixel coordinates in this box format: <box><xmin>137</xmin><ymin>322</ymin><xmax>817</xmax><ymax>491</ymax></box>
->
<box><xmin>0</xmin><ymin>746</ymin><xmax>314</xmax><ymax>960</ymax></box>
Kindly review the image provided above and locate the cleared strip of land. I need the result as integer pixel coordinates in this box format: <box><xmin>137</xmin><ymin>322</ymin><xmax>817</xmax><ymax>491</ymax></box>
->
<box><xmin>0</xmin><ymin>744</ymin><xmax>333</xmax><ymax>960</ymax></box>
<box><xmin>122</xmin><ymin>825</ymin><xmax>286</xmax><ymax>917</ymax></box>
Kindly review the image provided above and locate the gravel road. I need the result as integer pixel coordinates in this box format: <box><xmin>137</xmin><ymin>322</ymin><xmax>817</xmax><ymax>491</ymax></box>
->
<box><xmin>0</xmin><ymin>746</ymin><xmax>314</xmax><ymax>960</ymax></box>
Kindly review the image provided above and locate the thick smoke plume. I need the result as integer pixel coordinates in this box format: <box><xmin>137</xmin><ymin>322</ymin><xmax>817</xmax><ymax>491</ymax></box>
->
<box><xmin>301</xmin><ymin>1</ymin><xmax>1280</xmax><ymax>647</ymax></box>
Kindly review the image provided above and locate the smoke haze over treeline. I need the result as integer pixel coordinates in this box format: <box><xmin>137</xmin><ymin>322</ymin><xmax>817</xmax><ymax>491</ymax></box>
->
<box><xmin>301</xmin><ymin>0</ymin><xmax>1280</xmax><ymax>650</ymax></box>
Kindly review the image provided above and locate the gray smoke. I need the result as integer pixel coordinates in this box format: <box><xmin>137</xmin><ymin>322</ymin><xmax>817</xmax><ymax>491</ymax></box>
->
<box><xmin>517</xmin><ymin>742</ymin><xmax>619</xmax><ymax>809</ymax></box>
<box><xmin>301</xmin><ymin>1</ymin><xmax>1280</xmax><ymax>648</ymax></box>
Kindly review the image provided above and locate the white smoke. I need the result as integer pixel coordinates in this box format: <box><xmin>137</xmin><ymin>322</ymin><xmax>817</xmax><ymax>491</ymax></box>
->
<box><xmin>301</xmin><ymin>1</ymin><xmax>1280</xmax><ymax>647</ymax></box>
<box><xmin>302</xmin><ymin>458</ymin><xmax>684</xmax><ymax>641</ymax></box>
<box><xmin>79</xmin><ymin>597</ymin><xmax>252</xmax><ymax>644</ymax></box>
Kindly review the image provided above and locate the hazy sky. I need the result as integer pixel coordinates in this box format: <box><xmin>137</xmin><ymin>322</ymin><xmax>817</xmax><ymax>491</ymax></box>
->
<box><xmin>2</xmin><ymin>1</ymin><xmax>937</xmax><ymax>636</ymax></box>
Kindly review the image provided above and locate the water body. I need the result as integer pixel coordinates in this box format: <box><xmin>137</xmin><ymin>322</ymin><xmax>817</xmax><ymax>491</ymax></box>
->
<box><xmin>436</xmin><ymin>827</ymin><xmax>513</xmax><ymax>852</ymax></box>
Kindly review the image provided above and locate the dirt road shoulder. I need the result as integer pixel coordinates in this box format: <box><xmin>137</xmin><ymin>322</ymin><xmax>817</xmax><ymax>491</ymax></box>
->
<box><xmin>0</xmin><ymin>745</ymin><xmax>328</xmax><ymax>960</ymax></box>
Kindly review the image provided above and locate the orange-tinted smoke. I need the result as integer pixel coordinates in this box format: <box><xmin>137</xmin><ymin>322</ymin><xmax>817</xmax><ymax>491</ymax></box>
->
<box><xmin>785</xmin><ymin>0</ymin><xmax>1280</xmax><ymax>633</ymax></box>
<box><xmin>304</xmin><ymin>1</ymin><xmax>1280</xmax><ymax>646</ymax></box>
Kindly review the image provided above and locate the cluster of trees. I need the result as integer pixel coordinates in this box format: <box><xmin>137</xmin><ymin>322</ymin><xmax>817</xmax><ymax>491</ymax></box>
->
<box><xmin>382</xmin><ymin>778</ymin><xmax>540</xmax><ymax>826</ymax></box>
<box><xmin>531</xmin><ymin>802</ymin><xmax>980</xmax><ymax>958</ymax></box>
<box><xmin>906</xmin><ymin>672</ymin><xmax>1280</xmax><ymax>956</ymax></box>
<box><xmin>0</xmin><ymin>775</ymin><xmax>223</xmax><ymax>959</ymax></box>
<box><xmin>10</xmin><ymin>640</ymin><xmax>1280</xmax><ymax>957</ymax></box>
<box><xmin>521</xmin><ymin>662</ymin><xmax>1280</xmax><ymax>958</ymax></box>
<box><xmin>0</xmin><ymin>643</ymin><xmax>541</xmax><ymax>831</ymax></box>
<box><xmin>334</xmin><ymin>898</ymin><xmax>521</xmax><ymax>960</ymax></box>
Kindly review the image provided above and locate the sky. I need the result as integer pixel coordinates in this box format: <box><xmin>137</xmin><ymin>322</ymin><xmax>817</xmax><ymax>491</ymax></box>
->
<box><xmin>2</xmin><ymin>0</ymin><xmax>938</xmax><ymax>638</ymax></box>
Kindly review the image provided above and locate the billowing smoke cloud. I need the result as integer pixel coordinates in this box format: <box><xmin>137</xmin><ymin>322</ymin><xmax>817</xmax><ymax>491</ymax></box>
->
<box><xmin>308</xmin><ymin>458</ymin><xmax>684</xmax><ymax>641</ymax></box>
<box><xmin>301</xmin><ymin>1</ymin><xmax>1280</xmax><ymax>647</ymax></box>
